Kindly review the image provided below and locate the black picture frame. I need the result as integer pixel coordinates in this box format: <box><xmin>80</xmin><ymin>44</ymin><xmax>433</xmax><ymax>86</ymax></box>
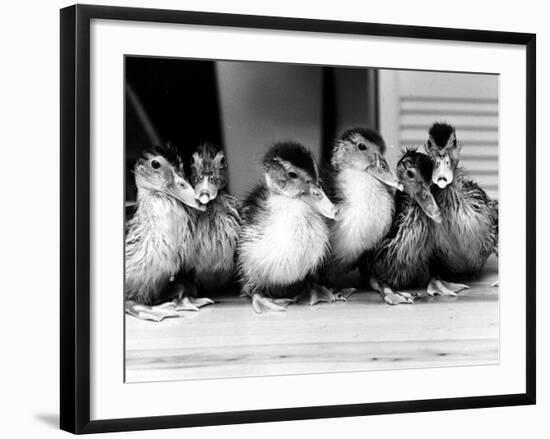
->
<box><xmin>60</xmin><ymin>4</ymin><xmax>536</xmax><ymax>434</ymax></box>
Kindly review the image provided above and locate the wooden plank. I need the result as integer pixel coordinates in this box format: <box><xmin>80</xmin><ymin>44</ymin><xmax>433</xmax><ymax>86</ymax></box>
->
<box><xmin>126</xmin><ymin>338</ymin><xmax>498</xmax><ymax>382</ymax></box>
<box><xmin>126</xmin><ymin>259</ymin><xmax>499</xmax><ymax>383</ymax></box>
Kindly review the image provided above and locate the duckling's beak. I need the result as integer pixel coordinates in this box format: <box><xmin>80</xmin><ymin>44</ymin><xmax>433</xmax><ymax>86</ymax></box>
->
<box><xmin>194</xmin><ymin>175</ymin><xmax>218</xmax><ymax>206</ymax></box>
<box><xmin>414</xmin><ymin>187</ymin><xmax>442</xmax><ymax>223</ymax></box>
<box><xmin>368</xmin><ymin>155</ymin><xmax>404</xmax><ymax>191</ymax></box>
<box><xmin>168</xmin><ymin>172</ymin><xmax>206</xmax><ymax>211</ymax></box>
<box><xmin>432</xmin><ymin>154</ymin><xmax>454</xmax><ymax>189</ymax></box>
<box><xmin>305</xmin><ymin>184</ymin><xmax>338</xmax><ymax>220</ymax></box>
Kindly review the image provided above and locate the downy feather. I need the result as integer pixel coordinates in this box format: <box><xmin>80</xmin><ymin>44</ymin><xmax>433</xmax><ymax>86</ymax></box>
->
<box><xmin>237</xmin><ymin>187</ymin><xmax>330</xmax><ymax>297</ymax></box>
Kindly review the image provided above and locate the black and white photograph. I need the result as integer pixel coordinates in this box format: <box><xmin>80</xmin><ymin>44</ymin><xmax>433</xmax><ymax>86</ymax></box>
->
<box><xmin>51</xmin><ymin>2</ymin><xmax>537</xmax><ymax>435</ymax></box>
<box><xmin>124</xmin><ymin>56</ymin><xmax>499</xmax><ymax>383</ymax></box>
<box><xmin>1</xmin><ymin>0</ymin><xmax>544</xmax><ymax>436</ymax></box>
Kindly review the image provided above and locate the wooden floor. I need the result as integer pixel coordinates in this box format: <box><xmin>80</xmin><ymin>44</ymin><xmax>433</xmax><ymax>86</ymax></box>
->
<box><xmin>125</xmin><ymin>257</ymin><xmax>499</xmax><ymax>383</ymax></box>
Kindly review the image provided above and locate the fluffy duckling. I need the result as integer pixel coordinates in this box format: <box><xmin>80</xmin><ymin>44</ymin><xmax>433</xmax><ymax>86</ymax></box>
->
<box><xmin>189</xmin><ymin>143</ymin><xmax>241</xmax><ymax>296</ymax></box>
<box><xmin>236</xmin><ymin>141</ymin><xmax>337</xmax><ymax>313</ymax></box>
<box><xmin>322</xmin><ymin>127</ymin><xmax>403</xmax><ymax>297</ymax></box>
<box><xmin>424</xmin><ymin>122</ymin><xmax>498</xmax><ymax>295</ymax></box>
<box><xmin>125</xmin><ymin>144</ymin><xmax>207</xmax><ymax>321</ymax></box>
<box><xmin>370</xmin><ymin>148</ymin><xmax>442</xmax><ymax>304</ymax></box>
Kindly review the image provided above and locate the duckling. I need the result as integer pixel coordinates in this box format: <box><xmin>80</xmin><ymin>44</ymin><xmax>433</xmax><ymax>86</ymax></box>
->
<box><xmin>322</xmin><ymin>127</ymin><xmax>403</xmax><ymax>298</ymax></box>
<box><xmin>189</xmin><ymin>142</ymin><xmax>241</xmax><ymax>295</ymax></box>
<box><xmin>424</xmin><ymin>122</ymin><xmax>498</xmax><ymax>295</ymax></box>
<box><xmin>236</xmin><ymin>141</ymin><xmax>337</xmax><ymax>313</ymax></box>
<box><xmin>369</xmin><ymin>148</ymin><xmax>442</xmax><ymax>304</ymax></box>
<box><xmin>125</xmin><ymin>144</ymin><xmax>208</xmax><ymax>321</ymax></box>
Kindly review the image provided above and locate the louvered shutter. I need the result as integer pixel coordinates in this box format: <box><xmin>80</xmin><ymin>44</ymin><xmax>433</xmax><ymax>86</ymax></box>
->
<box><xmin>379</xmin><ymin>71</ymin><xmax>498</xmax><ymax>200</ymax></box>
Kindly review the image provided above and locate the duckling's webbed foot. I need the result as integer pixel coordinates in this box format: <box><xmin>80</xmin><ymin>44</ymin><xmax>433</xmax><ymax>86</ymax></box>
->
<box><xmin>337</xmin><ymin>288</ymin><xmax>358</xmax><ymax>299</ymax></box>
<box><xmin>427</xmin><ymin>278</ymin><xmax>469</xmax><ymax>296</ymax></box>
<box><xmin>170</xmin><ymin>279</ymin><xmax>215</xmax><ymax>311</ymax></box>
<box><xmin>369</xmin><ymin>277</ymin><xmax>415</xmax><ymax>305</ymax></box>
<box><xmin>300</xmin><ymin>284</ymin><xmax>349</xmax><ymax>306</ymax></box>
<box><xmin>252</xmin><ymin>293</ymin><xmax>293</xmax><ymax>313</ymax></box>
<box><xmin>173</xmin><ymin>296</ymin><xmax>215</xmax><ymax>312</ymax></box>
<box><xmin>125</xmin><ymin>300</ymin><xmax>182</xmax><ymax>322</ymax></box>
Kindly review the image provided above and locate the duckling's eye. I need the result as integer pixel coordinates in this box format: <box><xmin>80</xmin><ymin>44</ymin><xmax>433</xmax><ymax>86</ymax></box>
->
<box><xmin>380</xmin><ymin>162</ymin><xmax>387</xmax><ymax>170</ymax></box>
<box><xmin>220</xmin><ymin>157</ymin><xmax>226</xmax><ymax>166</ymax></box>
<box><xmin>406</xmin><ymin>169</ymin><xmax>415</xmax><ymax>178</ymax></box>
<box><xmin>288</xmin><ymin>171</ymin><xmax>298</xmax><ymax>179</ymax></box>
<box><xmin>151</xmin><ymin>160</ymin><xmax>161</xmax><ymax>169</ymax></box>
<box><xmin>357</xmin><ymin>143</ymin><xmax>367</xmax><ymax>151</ymax></box>
<box><xmin>311</xmin><ymin>188</ymin><xmax>322</xmax><ymax>200</ymax></box>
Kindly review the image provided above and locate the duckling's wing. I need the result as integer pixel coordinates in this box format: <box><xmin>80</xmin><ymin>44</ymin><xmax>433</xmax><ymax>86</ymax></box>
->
<box><xmin>364</xmin><ymin>192</ymin><xmax>409</xmax><ymax>272</ymax></box>
<box><xmin>221</xmin><ymin>193</ymin><xmax>242</xmax><ymax>231</ymax></box>
<box><xmin>319</xmin><ymin>164</ymin><xmax>342</xmax><ymax>204</ymax></box>
<box><xmin>460</xmin><ymin>177</ymin><xmax>496</xmax><ymax>219</ymax></box>
<box><xmin>226</xmin><ymin>193</ymin><xmax>242</xmax><ymax>216</ymax></box>
<box><xmin>360</xmin><ymin>193</ymin><xmax>408</xmax><ymax>279</ymax></box>
<box><xmin>369</xmin><ymin>193</ymin><xmax>433</xmax><ymax>289</ymax></box>
<box><xmin>384</xmin><ymin>190</ymin><xmax>411</xmax><ymax>239</ymax></box>
<box><xmin>240</xmin><ymin>184</ymin><xmax>269</xmax><ymax>225</ymax></box>
<box><xmin>460</xmin><ymin>177</ymin><xmax>499</xmax><ymax>255</ymax></box>
<box><xmin>461</xmin><ymin>177</ymin><xmax>491</xmax><ymax>202</ymax></box>
<box><xmin>489</xmin><ymin>199</ymin><xmax>499</xmax><ymax>256</ymax></box>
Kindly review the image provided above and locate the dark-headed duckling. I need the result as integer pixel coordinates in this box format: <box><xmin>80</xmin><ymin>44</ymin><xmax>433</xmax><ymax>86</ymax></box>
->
<box><xmin>236</xmin><ymin>141</ymin><xmax>337</xmax><ymax>313</ymax></box>
<box><xmin>322</xmin><ymin>127</ymin><xmax>403</xmax><ymax>296</ymax></box>
<box><xmin>125</xmin><ymin>144</ymin><xmax>206</xmax><ymax>321</ymax></box>
<box><xmin>370</xmin><ymin>148</ymin><xmax>442</xmax><ymax>304</ymax></box>
<box><xmin>189</xmin><ymin>143</ymin><xmax>241</xmax><ymax>296</ymax></box>
<box><xmin>424</xmin><ymin>122</ymin><xmax>498</xmax><ymax>295</ymax></box>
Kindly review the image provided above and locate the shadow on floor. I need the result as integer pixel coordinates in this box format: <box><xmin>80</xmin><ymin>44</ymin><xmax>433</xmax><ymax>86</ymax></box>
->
<box><xmin>34</xmin><ymin>413</ymin><xmax>58</xmax><ymax>430</ymax></box>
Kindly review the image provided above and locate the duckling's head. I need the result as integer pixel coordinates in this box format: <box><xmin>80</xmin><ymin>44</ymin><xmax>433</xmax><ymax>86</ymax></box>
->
<box><xmin>332</xmin><ymin>127</ymin><xmax>402</xmax><ymax>191</ymax></box>
<box><xmin>191</xmin><ymin>143</ymin><xmax>228</xmax><ymax>206</ymax></box>
<box><xmin>263</xmin><ymin>141</ymin><xmax>337</xmax><ymax>220</ymax></box>
<box><xmin>134</xmin><ymin>144</ymin><xmax>204</xmax><ymax>211</ymax></box>
<box><xmin>424</xmin><ymin>122</ymin><xmax>462</xmax><ymax>189</ymax></box>
<box><xmin>397</xmin><ymin>148</ymin><xmax>442</xmax><ymax>223</ymax></box>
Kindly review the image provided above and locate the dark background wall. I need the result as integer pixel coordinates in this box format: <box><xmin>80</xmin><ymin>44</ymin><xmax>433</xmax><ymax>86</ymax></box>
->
<box><xmin>125</xmin><ymin>57</ymin><xmax>223</xmax><ymax>201</ymax></box>
<box><xmin>125</xmin><ymin>56</ymin><xmax>378</xmax><ymax>201</ymax></box>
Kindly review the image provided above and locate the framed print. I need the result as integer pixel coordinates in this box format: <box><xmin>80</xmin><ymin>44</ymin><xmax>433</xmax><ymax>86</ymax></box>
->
<box><xmin>60</xmin><ymin>4</ymin><xmax>536</xmax><ymax>434</ymax></box>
